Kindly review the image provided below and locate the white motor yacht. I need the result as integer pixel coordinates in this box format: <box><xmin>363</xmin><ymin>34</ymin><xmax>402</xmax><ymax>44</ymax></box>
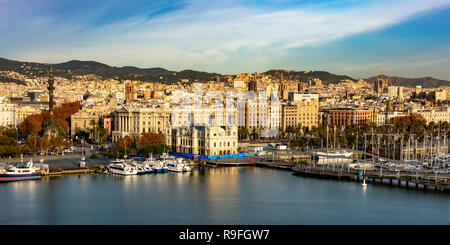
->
<box><xmin>131</xmin><ymin>162</ymin><xmax>146</xmax><ymax>175</ymax></box>
<box><xmin>107</xmin><ymin>163</ymin><xmax>137</xmax><ymax>175</ymax></box>
<box><xmin>178</xmin><ymin>158</ymin><xmax>192</xmax><ymax>172</ymax></box>
<box><xmin>183</xmin><ymin>164</ymin><xmax>192</xmax><ymax>172</ymax></box>
<box><xmin>143</xmin><ymin>163</ymin><xmax>153</xmax><ymax>174</ymax></box>
<box><xmin>167</xmin><ymin>159</ymin><xmax>183</xmax><ymax>172</ymax></box>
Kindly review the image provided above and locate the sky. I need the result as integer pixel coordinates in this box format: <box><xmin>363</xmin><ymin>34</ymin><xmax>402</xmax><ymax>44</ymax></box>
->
<box><xmin>1</xmin><ymin>0</ymin><xmax>450</xmax><ymax>80</ymax></box>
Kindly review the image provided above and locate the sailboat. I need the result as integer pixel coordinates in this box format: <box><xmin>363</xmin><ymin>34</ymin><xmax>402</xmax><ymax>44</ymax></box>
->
<box><xmin>361</xmin><ymin>177</ymin><xmax>367</xmax><ymax>188</ymax></box>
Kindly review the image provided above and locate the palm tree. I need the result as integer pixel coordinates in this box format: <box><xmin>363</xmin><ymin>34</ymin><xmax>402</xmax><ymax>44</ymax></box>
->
<box><xmin>88</xmin><ymin>119</ymin><xmax>101</xmax><ymax>144</ymax></box>
<box><xmin>238</xmin><ymin>126</ymin><xmax>249</xmax><ymax>140</ymax></box>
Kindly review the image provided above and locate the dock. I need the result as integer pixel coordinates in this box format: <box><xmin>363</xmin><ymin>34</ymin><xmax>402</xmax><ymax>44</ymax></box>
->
<box><xmin>202</xmin><ymin>156</ymin><xmax>298</xmax><ymax>169</ymax></box>
<box><xmin>253</xmin><ymin>161</ymin><xmax>295</xmax><ymax>170</ymax></box>
<box><xmin>292</xmin><ymin>164</ymin><xmax>450</xmax><ymax>193</ymax></box>
<box><xmin>45</xmin><ymin>166</ymin><xmax>100</xmax><ymax>176</ymax></box>
<box><xmin>204</xmin><ymin>158</ymin><xmax>253</xmax><ymax>166</ymax></box>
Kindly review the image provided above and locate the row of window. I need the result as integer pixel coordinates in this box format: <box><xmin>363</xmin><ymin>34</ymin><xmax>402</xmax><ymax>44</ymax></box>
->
<box><xmin>213</xmin><ymin>141</ymin><xmax>236</xmax><ymax>147</ymax></box>
<box><xmin>176</xmin><ymin>148</ymin><xmax>236</xmax><ymax>155</ymax></box>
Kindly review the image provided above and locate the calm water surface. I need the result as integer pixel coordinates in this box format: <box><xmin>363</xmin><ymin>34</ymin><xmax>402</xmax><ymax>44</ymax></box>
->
<box><xmin>0</xmin><ymin>167</ymin><xmax>449</xmax><ymax>225</ymax></box>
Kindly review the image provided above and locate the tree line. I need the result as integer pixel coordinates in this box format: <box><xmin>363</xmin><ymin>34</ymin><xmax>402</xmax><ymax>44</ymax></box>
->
<box><xmin>0</xmin><ymin>102</ymin><xmax>81</xmax><ymax>158</ymax></box>
<box><xmin>289</xmin><ymin>113</ymin><xmax>450</xmax><ymax>151</ymax></box>
<box><xmin>101</xmin><ymin>132</ymin><xmax>168</xmax><ymax>159</ymax></box>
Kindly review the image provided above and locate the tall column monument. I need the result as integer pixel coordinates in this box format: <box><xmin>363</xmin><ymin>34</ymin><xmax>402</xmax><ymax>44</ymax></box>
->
<box><xmin>45</xmin><ymin>65</ymin><xmax>58</xmax><ymax>138</ymax></box>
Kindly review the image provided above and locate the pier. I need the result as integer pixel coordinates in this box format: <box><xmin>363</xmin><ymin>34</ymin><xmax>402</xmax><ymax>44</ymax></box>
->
<box><xmin>199</xmin><ymin>146</ymin><xmax>450</xmax><ymax>193</ymax></box>
<box><xmin>45</xmin><ymin>166</ymin><xmax>99</xmax><ymax>176</ymax></box>
<box><xmin>292</xmin><ymin>164</ymin><xmax>450</xmax><ymax>192</ymax></box>
<box><xmin>254</xmin><ymin>161</ymin><xmax>295</xmax><ymax>170</ymax></box>
<box><xmin>2</xmin><ymin>145</ymin><xmax>448</xmax><ymax>194</ymax></box>
<box><xmin>204</xmin><ymin>156</ymin><xmax>295</xmax><ymax>169</ymax></box>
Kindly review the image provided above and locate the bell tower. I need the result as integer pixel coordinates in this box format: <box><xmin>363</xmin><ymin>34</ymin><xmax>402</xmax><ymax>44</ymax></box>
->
<box><xmin>125</xmin><ymin>82</ymin><xmax>136</xmax><ymax>105</ymax></box>
<box><xmin>280</xmin><ymin>73</ymin><xmax>288</xmax><ymax>100</ymax></box>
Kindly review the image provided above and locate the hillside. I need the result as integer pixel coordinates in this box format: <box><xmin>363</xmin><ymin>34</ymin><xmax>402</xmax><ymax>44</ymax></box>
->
<box><xmin>365</xmin><ymin>75</ymin><xmax>450</xmax><ymax>88</ymax></box>
<box><xmin>1</xmin><ymin>57</ymin><xmax>449</xmax><ymax>87</ymax></box>
<box><xmin>0</xmin><ymin>75</ymin><xmax>26</xmax><ymax>85</ymax></box>
<box><xmin>263</xmin><ymin>69</ymin><xmax>355</xmax><ymax>84</ymax></box>
<box><xmin>0</xmin><ymin>58</ymin><xmax>219</xmax><ymax>83</ymax></box>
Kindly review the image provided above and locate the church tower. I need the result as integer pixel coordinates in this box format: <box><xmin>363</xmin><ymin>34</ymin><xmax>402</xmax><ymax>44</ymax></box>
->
<box><xmin>374</xmin><ymin>77</ymin><xmax>383</xmax><ymax>97</ymax></box>
<box><xmin>280</xmin><ymin>73</ymin><xmax>288</xmax><ymax>100</ymax></box>
<box><xmin>125</xmin><ymin>82</ymin><xmax>136</xmax><ymax>105</ymax></box>
<box><xmin>387</xmin><ymin>72</ymin><xmax>392</xmax><ymax>87</ymax></box>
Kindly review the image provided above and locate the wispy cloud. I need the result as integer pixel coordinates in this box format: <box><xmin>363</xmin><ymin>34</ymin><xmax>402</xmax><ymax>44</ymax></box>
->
<box><xmin>1</xmin><ymin>0</ymin><xmax>450</xmax><ymax>76</ymax></box>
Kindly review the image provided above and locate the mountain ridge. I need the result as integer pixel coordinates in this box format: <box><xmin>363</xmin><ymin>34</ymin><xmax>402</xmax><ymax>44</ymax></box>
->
<box><xmin>0</xmin><ymin>57</ymin><xmax>449</xmax><ymax>88</ymax></box>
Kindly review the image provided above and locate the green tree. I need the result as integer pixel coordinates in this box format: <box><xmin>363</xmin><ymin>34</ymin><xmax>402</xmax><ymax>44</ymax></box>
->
<box><xmin>238</xmin><ymin>126</ymin><xmax>249</xmax><ymax>140</ymax></box>
<box><xmin>0</xmin><ymin>126</ymin><xmax>17</xmax><ymax>139</ymax></box>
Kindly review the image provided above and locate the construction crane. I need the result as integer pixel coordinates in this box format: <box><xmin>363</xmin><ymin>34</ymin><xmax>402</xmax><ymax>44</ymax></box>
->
<box><xmin>376</xmin><ymin>67</ymin><xmax>393</xmax><ymax>76</ymax></box>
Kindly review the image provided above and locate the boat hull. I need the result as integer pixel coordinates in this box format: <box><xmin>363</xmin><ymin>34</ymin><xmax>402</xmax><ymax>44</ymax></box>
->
<box><xmin>168</xmin><ymin>167</ymin><xmax>183</xmax><ymax>172</ymax></box>
<box><xmin>0</xmin><ymin>173</ymin><xmax>42</xmax><ymax>182</ymax></box>
<box><xmin>108</xmin><ymin>169</ymin><xmax>137</xmax><ymax>175</ymax></box>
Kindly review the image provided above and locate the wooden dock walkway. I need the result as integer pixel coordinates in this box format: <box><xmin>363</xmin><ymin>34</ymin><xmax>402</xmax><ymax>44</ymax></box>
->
<box><xmin>292</xmin><ymin>164</ymin><xmax>450</xmax><ymax>193</ymax></box>
<box><xmin>205</xmin><ymin>157</ymin><xmax>296</xmax><ymax>169</ymax></box>
<box><xmin>45</xmin><ymin>166</ymin><xmax>99</xmax><ymax>176</ymax></box>
<box><xmin>253</xmin><ymin>160</ymin><xmax>295</xmax><ymax>170</ymax></box>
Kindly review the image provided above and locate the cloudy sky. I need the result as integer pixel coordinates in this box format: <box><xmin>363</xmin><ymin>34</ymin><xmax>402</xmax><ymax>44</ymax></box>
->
<box><xmin>1</xmin><ymin>0</ymin><xmax>450</xmax><ymax>79</ymax></box>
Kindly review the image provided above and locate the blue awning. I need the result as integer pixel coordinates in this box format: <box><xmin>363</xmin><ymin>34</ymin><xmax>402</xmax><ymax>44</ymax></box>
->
<box><xmin>168</xmin><ymin>152</ymin><xmax>247</xmax><ymax>159</ymax></box>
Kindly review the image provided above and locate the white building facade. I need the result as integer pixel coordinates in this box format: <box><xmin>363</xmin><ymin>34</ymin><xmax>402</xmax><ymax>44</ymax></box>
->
<box><xmin>165</xmin><ymin>125</ymin><xmax>238</xmax><ymax>156</ymax></box>
<box><xmin>0</xmin><ymin>103</ymin><xmax>17</xmax><ymax>127</ymax></box>
<box><xmin>112</xmin><ymin>105</ymin><xmax>170</xmax><ymax>142</ymax></box>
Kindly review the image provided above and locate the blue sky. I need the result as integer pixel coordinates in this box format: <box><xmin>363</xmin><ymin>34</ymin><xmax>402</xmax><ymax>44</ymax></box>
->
<box><xmin>1</xmin><ymin>0</ymin><xmax>450</xmax><ymax>80</ymax></box>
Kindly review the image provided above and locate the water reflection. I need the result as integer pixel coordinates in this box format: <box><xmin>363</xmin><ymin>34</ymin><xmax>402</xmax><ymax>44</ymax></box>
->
<box><xmin>0</xmin><ymin>167</ymin><xmax>449</xmax><ymax>225</ymax></box>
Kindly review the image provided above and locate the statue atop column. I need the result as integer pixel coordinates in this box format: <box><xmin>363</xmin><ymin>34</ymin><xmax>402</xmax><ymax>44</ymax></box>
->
<box><xmin>45</xmin><ymin>65</ymin><xmax>58</xmax><ymax>138</ymax></box>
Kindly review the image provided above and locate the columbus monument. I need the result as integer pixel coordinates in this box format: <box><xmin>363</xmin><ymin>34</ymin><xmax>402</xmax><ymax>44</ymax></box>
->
<box><xmin>45</xmin><ymin>65</ymin><xmax>58</xmax><ymax>138</ymax></box>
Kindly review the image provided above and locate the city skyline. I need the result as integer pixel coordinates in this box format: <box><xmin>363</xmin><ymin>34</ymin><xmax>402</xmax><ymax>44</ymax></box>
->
<box><xmin>1</xmin><ymin>0</ymin><xmax>450</xmax><ymax>80</ymax></box>
<box><xmin>1</xmin><ymin>0</ymin><xmax>450</xmax><ymax>233</ymax></box>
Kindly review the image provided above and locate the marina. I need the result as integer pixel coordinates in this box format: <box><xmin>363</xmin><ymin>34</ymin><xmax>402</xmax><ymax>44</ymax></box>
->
<box><xmin>1</xmin><ymin>0</ymin><xmax>450</xmax><ymax>230</ymax></box>
<box><xmin>1</xmin><ymin>145</ymin><xmax>449</xmax><ymax>194</ymax></box>
<box><xmin>0</xmin><ymin>144</ymin><xmax>449</xmax><ymax>225</ymax></box>
<box><xmin>0</xmin><ymin>166</ymin><xmax>448</xmax><ymax>225</ymax></box>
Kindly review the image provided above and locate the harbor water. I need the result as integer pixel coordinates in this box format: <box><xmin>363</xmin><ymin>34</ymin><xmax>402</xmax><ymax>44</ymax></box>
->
<box><xmin>0</xmin><ymin>166</ymin><xmax>449</xmax><ymax>225</ymax></box>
